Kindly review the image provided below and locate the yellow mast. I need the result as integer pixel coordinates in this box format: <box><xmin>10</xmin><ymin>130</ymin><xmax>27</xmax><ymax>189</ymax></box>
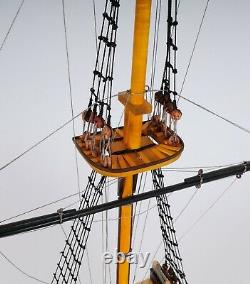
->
<box><xmin>117</xmin><ymin>1</ymin><xmax>152</xmax><ymax>283</ymax></box>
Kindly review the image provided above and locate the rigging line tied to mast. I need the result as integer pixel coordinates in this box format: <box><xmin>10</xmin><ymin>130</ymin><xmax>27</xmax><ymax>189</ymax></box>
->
<box><xmin>0</xmin><ymin>94</ymin><xmax>117</xmax><ymax>173</ymax></box>
<box><xmin>0</xmin><ymin>162</ymin><xmax>239</xmax><ymax>226</ymax></box>
<box><xmin>0</xmin><ymin>1</ymin><xmax>239</xmax><ymax>176</ymax></box>
<box><xmin>51</xmin><ymin>171</ymin><xmax>106</xmax><ymax>284</ymax></box>
<box><xmin>52</xmin><ymin>1</ymin><xmax>121</xmax><ymax>283</ymax></box>
<box><xmin>142</xmin><ymin>186</ymin><xmax>198</xmax><ymax>281</ymax></box>
<box><xmin>0</xmin><ymin>87</ymin><xmax>248</xmax><ymax>175</ymax></box>
<box><xmin>0</xmin><ymin>0</ymin><xmax>121</xmax><ymax>174</ymax></box>
<box><xmin>0</xmin><ymin>176</ymin><xmax>236</xmax><ymax>284</ymax></box>
<box><xmin>1</xmin><ymin>1</ymin><xmax>248</xmax><ymax>283</ymax></box>
<box><xmin>150</xmin><ymin>89</ymin><xmax>250</xmax><ymax>136</ymax></box>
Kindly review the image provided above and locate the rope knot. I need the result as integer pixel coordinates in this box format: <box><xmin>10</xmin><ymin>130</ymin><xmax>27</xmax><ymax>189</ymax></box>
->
<box><xmin>195</xmin><ymin>169</ymin><xmax>203</xmax><ymax>189</ymax></box>
<box><xmin>57</xmin><ymin>208</ymin><xmax>64</xmax><ymax>224</ymax></box>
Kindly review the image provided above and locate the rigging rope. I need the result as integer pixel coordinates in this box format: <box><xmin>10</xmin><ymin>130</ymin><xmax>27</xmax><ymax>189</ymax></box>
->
<box><xmin>132</xmin><ymin>173</ymin><xmax>147</xmax><ymax>247</ymax></box>
<box><xmin>141</xmin><ymin>185</ymin><xmax>196</xmax><ymax>282</ymax></box>
<box><xmin>151</xmin><ymin>0</ymin><xmax>183</xmax><ymax>148</ymax></box>
<box><xmin>58</xmin><ymin>225</ymin><xmax>83</xmax><ymax>284</ymax></box>
<box><xmin>3</xmin><ymin>44</ymin><xmax>247</xmax><ymax>173</ymax></box>
<box><xmin>61</xmin><ymin>0</ymin><xmax>82</xmax><ymax>202</ymax></box>
<box><xmin>0</xmin><ymin>249</ymin><xmax>49</xmax><ymax>284</ymax></box>
<box><xmin>62</xmin><ymin>0</ymin><xmax>75</xmax><ymax>131</ymax></box>
<box><xmin>51</xmin><ymin>3</ymin><xmax>121</xmax><ymax>282</ymax></box>
<box><xmin>160</xmin><ymin>0</ymin><xmax>178</xmax><ymax>99</ymax></box>
<box><xmin>178</xmin><ymin>0</ymin><xmax>211</xmax><ymax>103</ymax></box>
<box><xmin>149</xmin><ymin>0</ymin><xmax>162</xmax><ymax>104</ymax></box>
<box><xmin>0</xmin><ymin>0</ymin><xmax>244</xmax><ymax>178</ymax></box>
<box><xmin>0</xmin><ymin>94</ymin><xmax>118</xmax><ymax>173</ymax></box>
<box><xmin>142</xmin><ymin>176</ymin><xmax>237</xmax><ymax>281</ymax></box>
<box><xmin>0</xmin><ymin>111</ymin><xmax>81</xmax><ymax>172</ymax></box>
<box><xmin>0</xmin><ymin>172</ymin><xmax>107</xmax><ymax>284</ymax></box>
<box><xmin>178</xmin><ymin>93</ymin><xmax>250</xmax><ymax>135</ymax></box>
<box><xmin>0</xmin><ymin>162</ymin><xmax>240</xmax><ymax>225</ymax></box>
<box><xmin>154</xmin><ymin>178</ymin><xmax>238</xmax><ymax>269</ymax></box>
<box><xmin>133</xmin><ymin>198</ymin><xmax>152</xmax><ymax>283</ymax></box>
<box><xmin>0</xmin><ymin>178</ymin><xmax>116</xmax><ymax>224</ymax></box>
<box><xmin>101</xmin><ymin>185</ymin><xmax>105</xmax><ymax>284</ymax></box>
<box><xmin>150</xmin><ymin>89</ymin><xmax>250</xmax><ymax>135</ymax></box>
<box><xmin>80</xmin><ymin>0</ymin><xmax>120</xmax><ymax>168</ymax></box>
<box><xmin>0</xmin><ymin>0</ymin><xmax>25</xmax><ymax>52</ymax></box>
<box><xmin>86</xmin><ymin>248</ymin><xmax>93</xmax><ymax>284</ymax></box>
<box><xmin>103</xmin><ymin>178</ymin><xmax>111</xmax><ymax>284</ymax></box>
<box><xmin>106</xmin><ymin>182</ymin><xmax>112</xmax><ymax>284</ymax></box>
<box><xmin>51</xmin><ymin>171</ymin><xmax>106</xmax><ymax>284</ymax></box>
<box><xmin>173</xmin><ymin>189</ymin><xmax>198</xmax><ymax>223</ymax></box>
<box><xmin>84</xmin><ymin>0</ymin><xmax>120</xmax><ymax>123</ymax></box>
<box><xmin>152</xmin><ymin>168</ymin><xmax>188</xmax><ymax>283</ymax></box>
<box><xmin>163</xmin><ymin>162</ymin><xmax>241</xmax><ymax>170</ymax></box>
<box><xmin>92</xmin><ymin>0</ymin><xmax>98</xmax><ymax>52</ymax></box>
<box><xmin>179</xmin><ymin>178</ymin><xmax>237</xmax><ymax>242</ymax></box>
<box><xmin>1</xmin><ymin>176</ymin><xmax>236</xmax><ymax>284</ymax></box>
<box><xmin>2</xmin><ymin>0</ymin><xmax>123</xmax><ymax>169</ymax></box>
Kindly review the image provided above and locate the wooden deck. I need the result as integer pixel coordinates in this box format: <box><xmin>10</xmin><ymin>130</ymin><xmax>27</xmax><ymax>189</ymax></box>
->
<box><xmin>74</xmin><ymin>122</ymin><xmax>184</xmax><ymax>177</ymax></box>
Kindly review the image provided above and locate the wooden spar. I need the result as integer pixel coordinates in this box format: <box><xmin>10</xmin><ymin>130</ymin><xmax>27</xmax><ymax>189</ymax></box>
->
<box><xmin>117</xmin><ymin>1</ymin><xmax>152</xmax><ymax>283</ymax></box>
<box><xmin>0</xmin><ymin>161</ymin><xmax>249</xmax><ymax>239</ymax></box>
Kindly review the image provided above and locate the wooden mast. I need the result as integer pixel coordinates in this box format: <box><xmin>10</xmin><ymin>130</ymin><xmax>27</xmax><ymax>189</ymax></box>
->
<box><xmin>117</xmin><ymin>1</ymin><xmax>152</xmax><ymax>283</ymax></box>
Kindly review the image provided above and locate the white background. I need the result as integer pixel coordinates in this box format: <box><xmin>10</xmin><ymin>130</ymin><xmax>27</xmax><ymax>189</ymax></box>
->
<box><xmin>0</xmin><ymin>0</ymin><xmax>250</xmax><ymax>283</ymax></box>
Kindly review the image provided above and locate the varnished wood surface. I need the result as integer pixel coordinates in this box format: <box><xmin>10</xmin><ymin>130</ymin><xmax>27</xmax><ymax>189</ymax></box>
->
<box><xmin>73</xmin><ymin>123</ymin><xmax>184</xmax><ymax>177</ymax></box>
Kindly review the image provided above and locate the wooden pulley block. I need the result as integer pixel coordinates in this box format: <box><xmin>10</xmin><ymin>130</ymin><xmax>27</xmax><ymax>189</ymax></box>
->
<box><xmin>94</xmin><ymin>115</ymin><xmax>105</xmax><ymax>128</ymax></box>
<box><xmin>152</xmin><ymin>115</ymin><xmax>161</xmax><ymax>123</ymax></box>
<box><xmin>89</xmin><ymin>110</ymin><xmax>97</xmax><ymax>123</ymax></box>
<box><xmin>164</xmin><ymin>100</ymin><xmax>174</xmax><ymax>113</ymax></box>
<box><xmin>154</xmin><ymin>91</ymin><xmax>164</xmax><ymax>104</ymax></box>
<box><xmin>102</xmin><ymin>124</ymin><xmax>112</xmax><ymax>139</ymax></box>
<box><xmin>148</xmin><ymin>115</ymin><xmax>161</xmax><ymax>131</ymax></box>
<box><xmin>162</xmin><ymin>93</ymin><xmax>171</xmax><ymax>105</ymax></box>
<box><xmin>74</xmin><ymin>120</ymin><xmax>184</xmax><ymax>177</ymax></box>
<box><xmin>167</xmin><ymin>134</ymin><xmax>180</xmax><ymax>146</ymax></box>
<box><xmin>163</xmin><ymin>127</ymin><xmax>172</xmax><ymax>139</ymax></box>
<box><xmin>82</xmin><ymin>109</ymin><xmax>92</xmax><ymax>122</ymax></box>
<box><xmin>157</xmin><ymin>121</ymin><xmax>165</xmax><ymax>133</ymax></box>
<box><xmin>170</xmin><ymin>108</ymin><xmax>182</xmax><ymax>120</ymax></box>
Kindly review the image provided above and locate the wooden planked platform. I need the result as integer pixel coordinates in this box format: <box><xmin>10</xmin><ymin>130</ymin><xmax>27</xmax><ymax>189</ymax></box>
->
<box><xmin>73</xmin><ymin>122</ymin><xmax>184</xmax><ymax>177</ymax></box>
